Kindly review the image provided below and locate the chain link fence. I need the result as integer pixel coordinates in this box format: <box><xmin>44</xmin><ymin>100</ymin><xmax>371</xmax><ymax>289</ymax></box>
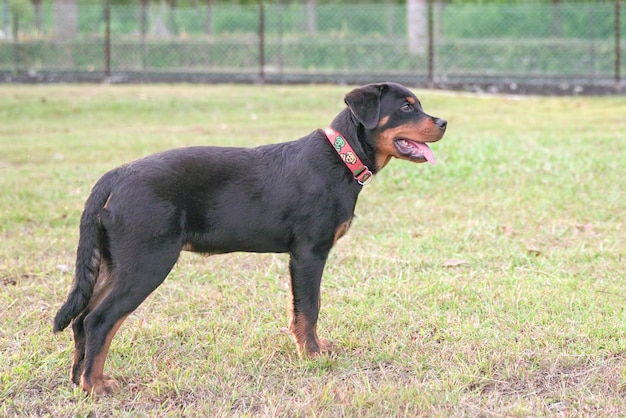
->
<box><xmin>1</xmin><ymin>1</ymin><xmax>624</xmax><ymax>94</ymax></box>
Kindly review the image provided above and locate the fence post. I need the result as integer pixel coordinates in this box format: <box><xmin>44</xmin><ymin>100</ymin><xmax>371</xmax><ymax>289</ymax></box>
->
<box><xmin>104</xmin><ymin>0</ymin><xmax>111</xmax><ymax>78</ymax></box>
<box><xmin>259</xmin><ymin>2</ymin><xmax>265</xmax><ymax>83</ymax></box>
<box><xmin>615</xmin><ymin>0</ymin><xmax>621</xmax><ymax>87</ymax></box>
<box><xmin>2</xmin><ymin>0</ymin><xmax>8</xmax><ymax>41</ymax></box>
<box><xmin>141</xmin><ymin>0</ymin><xmax>148</xmax><ymax>72</ymax></box>
<box><xmin>427</xmin><ymin>0</ymin><xmax>434</xmax><ymax>87</ymax></box>
<box><xmin>277</xmin><ymin>5</ymin><xmax>283</xmax><ymax>74</ymax></box>
<box><xmin>12</xmin><ymin>13</ymin><xmax>18</xmax><ymax>73</ymax></box>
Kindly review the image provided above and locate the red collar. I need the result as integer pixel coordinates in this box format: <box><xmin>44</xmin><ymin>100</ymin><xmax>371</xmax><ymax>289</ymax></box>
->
<box><xmin>325</xmin><ymin>128</ymin><xmax>373</xmax><ymax>185</ymax></box>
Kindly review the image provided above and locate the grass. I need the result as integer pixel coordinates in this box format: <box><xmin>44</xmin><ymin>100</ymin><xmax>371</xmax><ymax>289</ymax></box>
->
<box><xmin>0</xmin><ymin>84</ymin><xmax>625</xmax><ymax>416</ymax></box>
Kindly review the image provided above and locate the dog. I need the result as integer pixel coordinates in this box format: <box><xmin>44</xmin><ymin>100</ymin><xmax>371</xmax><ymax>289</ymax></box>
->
<box><xmin>53</xmin><ymin>82</ymin><xmax>447</xmax><ymax>395</ymax></box>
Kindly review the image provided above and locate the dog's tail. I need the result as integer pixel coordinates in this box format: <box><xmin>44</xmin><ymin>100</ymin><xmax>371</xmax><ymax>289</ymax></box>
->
<box><xmin>53</xmin><ymin>169</ymin><xmax>118</xmax><ymax>333</ymax></box>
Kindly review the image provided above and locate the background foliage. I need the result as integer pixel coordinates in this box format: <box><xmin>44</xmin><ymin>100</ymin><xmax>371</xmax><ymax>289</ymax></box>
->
<box><xmin>1</xmin><ymin>0</ymin><xmax>623</xmax><ymax>91</ymax></box>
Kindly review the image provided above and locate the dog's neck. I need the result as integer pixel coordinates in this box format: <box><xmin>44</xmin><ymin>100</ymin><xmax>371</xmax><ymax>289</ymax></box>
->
<box><xmin>324</xmin><ymin>128</ymin><xmax>373</xmax><ymax>185</ymax></box>
<box><xmin>329</xmin><ymin>109</ymin><xmax>379</xmax><ymax>174</ymax></box>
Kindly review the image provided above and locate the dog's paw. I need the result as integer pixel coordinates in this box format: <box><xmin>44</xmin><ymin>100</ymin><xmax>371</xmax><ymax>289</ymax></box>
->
<box><xmin>81</xmin><ymin>376</ymin><xmax>120</xmax><ymax>396</ymax></box>
<box><xmin>304</xmin><ymin>337</ymin><xmax>334</xmax><ymax>358</ymax></box>
<box><xmin>318</xmin><ymin>337</ymin><xmax>334</xmax><ymax>354</ymax></box>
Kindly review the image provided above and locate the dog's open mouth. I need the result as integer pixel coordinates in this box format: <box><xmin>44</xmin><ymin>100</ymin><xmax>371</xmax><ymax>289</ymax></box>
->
<box><xmin>394</xmin><ymin>139</ymin><xmax>435</xmax><ymax>164</ymax></box>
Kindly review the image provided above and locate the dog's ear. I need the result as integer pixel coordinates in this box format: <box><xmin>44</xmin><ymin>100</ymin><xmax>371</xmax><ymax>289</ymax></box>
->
<box><xmin>344</xmin><ymin>84</ymin><xmax>387</xmax><ymax>130</ymax></box>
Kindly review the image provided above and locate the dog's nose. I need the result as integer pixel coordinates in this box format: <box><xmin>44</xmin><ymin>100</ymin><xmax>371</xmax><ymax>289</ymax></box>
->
<box><xmin>434</xmin><ymin>118</ymin><xmax>447</xmax><ymax>131</ymax></box>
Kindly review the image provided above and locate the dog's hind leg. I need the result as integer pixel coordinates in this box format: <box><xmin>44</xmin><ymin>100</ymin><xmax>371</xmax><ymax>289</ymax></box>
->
<box><xmin>69</xmin><ymin>260</ymin><xmax>114</xmax><ymax>386</ymax></box>
<box><xmin>288</xmin><ymin>245</ymin><xmax>333</xmax><ymax>357</ymax></box>
<box><xmin>70</xmin><ymin>310</ymin><xmax>88</xmax><ymax>386</ymax></box>
<box><xmin>79</xmin><ymin>244</ymin><xmax>181</xmax><ymax>395</ymax></box>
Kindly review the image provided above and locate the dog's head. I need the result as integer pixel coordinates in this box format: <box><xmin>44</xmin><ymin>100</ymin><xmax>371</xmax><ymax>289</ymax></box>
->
<box><xmin>344</xmin><ymin>82</ymin><xmax>447</xmax><ymax>170</ymax></box>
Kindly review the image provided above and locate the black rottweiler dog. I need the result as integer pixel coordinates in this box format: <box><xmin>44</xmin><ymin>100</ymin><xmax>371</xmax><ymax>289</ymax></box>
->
<box><xmin>53</xmin><ymin>82</ymin><xmax>447</xmax><ymax>395</ymax></box>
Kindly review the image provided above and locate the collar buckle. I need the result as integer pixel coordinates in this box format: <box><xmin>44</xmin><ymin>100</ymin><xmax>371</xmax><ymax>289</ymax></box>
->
<box><xmin>354</xmin><ymin>167</ymin><xmax>373</xmax><ymax>185</ymax></box>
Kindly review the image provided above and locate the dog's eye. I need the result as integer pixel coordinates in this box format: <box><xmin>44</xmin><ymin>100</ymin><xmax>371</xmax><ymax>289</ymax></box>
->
<box><xmin>401</xmin><ymin>103</ymin><xmax>413</xmax><ymax>112</ymax></box>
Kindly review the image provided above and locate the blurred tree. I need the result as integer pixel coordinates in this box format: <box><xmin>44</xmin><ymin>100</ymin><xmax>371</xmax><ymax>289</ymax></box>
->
<box><xmin>140</xmin><ymin>0</ymin><xmax>148</xmax><ymax>38</ymax></box>
<box><xmin>551</xmin><ymin>0</ymin><xmax>562</xmax><ymax>36</ymax></box>
<box><xmin>54</xmin><ymin>0</ymin><xmax>77</xmax><ymax>42</ymax></box>
<box><xmin>53</xmin><ymin>0</ymin><xmax>77</xmax><ymax>67</ymax></box>
<box><xmin>32</xmin><ymin>0</ymin><xmax>41</xmax><ymax>33</ymax></box>
<box><xmin>10</xmin><ymin>0</ymin><xmax>33</xmax><ymax>37</ymax></box>
<box><xmin>306</xmin><ymin>0</ymin><xmax>315</xmax><ymax>34</ymax></box>
<box><xmin>205</xmin><ymin>0</ymin><xmax>213</xmax><ymax>35</ymax></box>
<box><xmin>2</xmin><ymin>0</ymin><xmax>8</xmax><ymax>39</ymax></box>
<box><xmin>407</xmin><ymin>0</ymin><xmax>426</xmax><ymax>55</ymax></box>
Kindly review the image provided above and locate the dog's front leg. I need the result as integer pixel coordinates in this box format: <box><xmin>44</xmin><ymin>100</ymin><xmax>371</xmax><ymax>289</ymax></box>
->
<box><xmin>288</xmin><ymin>248</ymin><xmax>333</xmax><ymax>357</ymax></box>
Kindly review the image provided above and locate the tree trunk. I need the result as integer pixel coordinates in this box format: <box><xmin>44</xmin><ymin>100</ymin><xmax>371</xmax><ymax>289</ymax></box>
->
<box><xmin>386</xmin><ymin>0</ymin><xmax>394</xmax><ymax>36</ymax></box>
<box><xmin>306</xmin><ymin>0</ymin><xmax>316</xmax><ymax>35</ymax></box>
<box><xmin>205</xmin><ymin>0</ymin><xmax>213</xmax><ymax>36</ymax></box>
<box><xmin>54</xmin><ymin>0</ymin><xmax>78</xmax><ymax>67</ymax></box>
<box><xmin>407</xmin><ymin>0</ymin><xmax>426</xmax><ymax>55</ymax></box>
<box><xmin>33</xmin><ymin>0</ymin><xmax>43</xmax><ymax>34</ymax></box>
<box><xmin>168</xmin><ymin>0</ymin><xmax>178</xmax><ymax>36</ymax></box>
<box><xmin>551</xmin><ymin>0</ymin><xmax>562</xmax><ymax>37</ymax></box>
<box><xmin>54</xmin><ymin>0</ymin><xmax>78</xmax><ymax>42</ymax></box>
<box><xmin>2</xmin><ymin>0</ymin><xmax>8</xmax><ymax>40</ymax></box>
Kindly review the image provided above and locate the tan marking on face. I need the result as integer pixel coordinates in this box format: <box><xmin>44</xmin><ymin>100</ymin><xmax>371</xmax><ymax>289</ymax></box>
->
<box><xmin>406</xmin><ymin>96</ymin><xmax>416</xmax><ymax>104</ymax></box>
<box><xmin>415</xmin><ymin>117</ymin><xmax>446</xmax><ymax>140</ymax></box>
<box><xmin>374</xmin><ymin>118</ymin><xmax>444</xmax><ymax>170</ymax></box>
<box><xmin>377</xmin><ymin>115</ymin><xmax>390</xmax><ymax>128</ymax></box>
<box><xmin>375</xmin><ymin>133</ymin><xmax>399</xmax><ymax>169</ymax></box>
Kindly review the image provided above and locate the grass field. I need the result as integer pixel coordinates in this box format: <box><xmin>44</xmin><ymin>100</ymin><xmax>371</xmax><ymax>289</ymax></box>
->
<box><xmin>0</xmin><ymin>84</ymin><xmax>624</xmax><ymax>416</ymax></box>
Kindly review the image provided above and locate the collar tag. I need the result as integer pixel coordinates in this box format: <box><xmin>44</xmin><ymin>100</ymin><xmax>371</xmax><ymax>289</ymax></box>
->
<box><xmin>325</xmin><ymin>128</ymin><xmax>373</xmax><ymax>186</ymax></box>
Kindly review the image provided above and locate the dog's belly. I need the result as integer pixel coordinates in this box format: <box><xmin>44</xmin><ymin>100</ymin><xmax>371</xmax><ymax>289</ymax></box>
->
<box><xmin>182</xmin><ymin>238</ymin><xmax>289</xmax><ymax>255</ymax></box>
<box><xmin>183</xmin><ymin>223</ymin><xmax>291</xmax><ymax>255</ymax></box>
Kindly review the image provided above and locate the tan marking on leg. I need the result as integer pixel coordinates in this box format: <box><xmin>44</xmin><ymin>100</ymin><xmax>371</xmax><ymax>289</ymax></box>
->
<box><xmin>88</xmin><ymin>264</ymin><xmax>113</xmax><ymax>310</ymax></box>
<box><xmin>289</xmin><ymin>311</ymin><xmax>315</xmax><ymax>357</ymax></box>
<box><xmin>103</xmin><ymin>193</ymin><xmax>112</xmax><ymax>209</ymax></box>
<box><xmin>288</xmin><ymin>311</ymin><xmax>333</xmax><ymax>358</ymax></box>
<box><xmin>70</xmin><ymin>346</ymin><xmax>83</xmax><ymax>385</ymax></box>
<box><xmin>71</xmin><ymin>265</ymin><xmax>114</xmax><ymax>388</ymax></box>
<box><xmin>81</xmin><ymin>314</ymin><xmax>128</xmax><ymax>395</ymax></box>
<box><xmin>333</xmin><ymin>219</ymin><xmax>352</xmax><ymax>244</ymax></box>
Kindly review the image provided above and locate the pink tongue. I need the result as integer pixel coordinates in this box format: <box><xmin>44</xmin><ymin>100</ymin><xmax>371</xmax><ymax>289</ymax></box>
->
<box><xmin>416</xmin><ymin>142</ymin><xmax>435</xmax><ymax>164</ymax></box>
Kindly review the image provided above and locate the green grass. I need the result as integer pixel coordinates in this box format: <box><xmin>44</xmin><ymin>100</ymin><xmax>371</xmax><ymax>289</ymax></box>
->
<box><xmin>0</xmin><ymin>84</ymin><xmax>625</xmax><ymax>416</ymax></box>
